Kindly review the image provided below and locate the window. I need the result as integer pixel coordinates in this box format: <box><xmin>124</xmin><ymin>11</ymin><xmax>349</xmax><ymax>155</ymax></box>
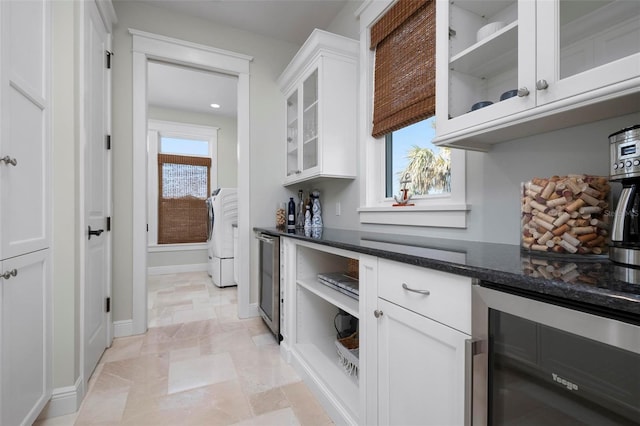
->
<box><xmin>358</xmin><ymin>0</ymin><xmax>468</xmax><ymax>228</ymax></box>
<box><xmin>385</xmin><ymin>116</ymin><xmax>451</xmax><ymax>199</ymax></box>
<box><xmin>157</xmin><ymin>154</ymin><xmax>211</xmax><ymax>244</ymax></box>
<box><xmin>147</xmin><ymin>120</ymin><xmax>218</xmax><ymax>246</ymax></box>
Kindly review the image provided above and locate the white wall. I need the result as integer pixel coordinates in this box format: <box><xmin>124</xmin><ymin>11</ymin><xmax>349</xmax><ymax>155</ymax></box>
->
<box><xmin>51</xmin><ymin>0</ymin><xmax>80</xmax><ymax>391</ymax></box>
<box><xmin>111</xmin><ymin>1</ymin><xmax>298</xmax><ymax>321</ymax></box>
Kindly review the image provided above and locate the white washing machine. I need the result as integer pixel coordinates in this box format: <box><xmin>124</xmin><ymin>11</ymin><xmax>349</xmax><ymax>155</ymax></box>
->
<box><xmin>206</xmin><ymin>188</ymin><xmax>238</xmax><ymax>287</ymax></box>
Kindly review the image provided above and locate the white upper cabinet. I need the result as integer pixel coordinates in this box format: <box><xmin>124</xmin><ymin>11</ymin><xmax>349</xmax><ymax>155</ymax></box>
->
<box><xmin>0</xmin><ymin>0</ymin><xmax>51</xmax><ymax>259</ymax></box>
<box><xmin>278</xmin><ymin>29</ymin><xmax>358</xmax><ymax>186</ymax></box>
<box><xmin>434</xmin><ymin>0</ymin><xmax>640</xmax><ymax>151</ymax></box>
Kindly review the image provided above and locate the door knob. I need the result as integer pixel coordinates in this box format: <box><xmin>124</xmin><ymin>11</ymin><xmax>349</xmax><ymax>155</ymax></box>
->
<box><xmin>88</xmin><ymin>226</ymin><xmax>104</xmax><ymax>240</ymax></box>
<box><xmin>374</xmin><ymin>309</ymin><xmax>383</xmax><ymax>318</ymax></box>
<box><xmin>1</xmin><ymin>269</ymin><xmax>18</xmax><ymax>280</ymax></box>
<box><xmin>517</xmin><ymin>87</ymin><xmax>530</xmax><ymax>97</ymax></box>
<box><xmin>0</xmin><ymin>156</ymin><xmax>17</xmax><ymax>166</ymax></box>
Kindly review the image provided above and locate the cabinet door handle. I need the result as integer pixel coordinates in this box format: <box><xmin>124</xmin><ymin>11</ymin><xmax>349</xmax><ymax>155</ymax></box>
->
<box><xmin>536</xmin><ymin>79</ymin><xmax>549</xmax><ymax>90</ymax></box>
<box><xmin>0</xmin><ymin>155</ymin><xmax>17</xmax><ymax>166</ymax></box>
<box><xmin>374</xmin><ymin>309</ymin><xmax>383</xmax><ymax>318</ymax></box>
<box><xmin>1</xmin><ymin>269</ymin><xmax>18</xmax><ymax>280</ymax></box>
<box><xmin>402</xmin><ymin>283</ymin><xmax>430</xmax><ymax>295</ymax></box>
<box><xmin>517</xmin><ymin>87</ymin><xmax>529</xmax><ymax>97</ymax></box>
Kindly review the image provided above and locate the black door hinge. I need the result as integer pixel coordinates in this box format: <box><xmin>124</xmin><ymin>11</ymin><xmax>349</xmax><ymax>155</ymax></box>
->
<box><xmin>105</xmin><ymin>297</ymin><xmax>111</xmax><ymax>313</ymax></box>
<box><xmin>106</xmin><ymin>216</ymin><xmax>111</xmax><ymax>231</ymax></box>
<box><xmin>106</xmin><ymin>50</ymin><xmax>113</xmax><ymax>69</ymax></box>
<box><xmin>106</xmin><ymin>134</ymin><xmax>111</xmax><ymax>150</ymax></box>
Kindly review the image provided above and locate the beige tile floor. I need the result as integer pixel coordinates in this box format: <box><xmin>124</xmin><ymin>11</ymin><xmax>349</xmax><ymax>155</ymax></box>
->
<box><xmin>36</xmin><ymin>272</ymin><xmax>333</xmax><ymax>426</ymax></box>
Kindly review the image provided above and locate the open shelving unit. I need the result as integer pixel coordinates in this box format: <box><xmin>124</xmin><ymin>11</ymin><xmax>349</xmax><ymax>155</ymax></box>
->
<box><xmin>290</xmin><ymin>242</ymin><xmax>360</xmax><ymax>424</ymax></box>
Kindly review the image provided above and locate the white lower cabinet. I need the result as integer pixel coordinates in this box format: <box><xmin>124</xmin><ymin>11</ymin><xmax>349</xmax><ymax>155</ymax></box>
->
<box><xmin>376</xmin><ymin>298</ymin><xmax>468</xmax><ymax>426</ymax></box>
<box><xmin>369</xmin><ymin>259</ymin><xmax>472</xmax><ymax>426</ymax></box>
<box><xmin>0</xmin><ymin>249</ymin><xmax>51</xmax><ymax>426</ymax></box>
<box><xmin>283</xmin><ymin>240</ymin><xmax>472</xmax><ymax>426</ymax></box>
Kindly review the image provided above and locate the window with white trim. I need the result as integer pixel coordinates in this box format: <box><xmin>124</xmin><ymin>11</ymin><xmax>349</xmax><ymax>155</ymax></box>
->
<box><xmin>147</xmin><ymin>120</ymin><xmax>218</xmax><ymax>246</ymax></box>
<box><xmin>358</xmin><ymin>0</ymin><xmax>468</xmax><ymax>228</ymax></box>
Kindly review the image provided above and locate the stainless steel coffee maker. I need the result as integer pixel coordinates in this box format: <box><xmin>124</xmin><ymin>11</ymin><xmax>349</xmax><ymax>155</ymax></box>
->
<box><xmin>609</xmin><ymin>124</ymin><xmax>640</xmax><ymax>266</ymax></box>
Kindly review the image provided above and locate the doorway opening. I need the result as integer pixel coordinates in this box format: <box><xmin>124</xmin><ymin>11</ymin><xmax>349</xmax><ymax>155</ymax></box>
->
<box><xmin>145</xmin><ymin>61</ymin><xmax>239</xmax><ymax>328</ymax></box>
<box><xmin>130</xmin><ymin>29</ymin><xmax>253</xmax><ymax>335</ymax></box>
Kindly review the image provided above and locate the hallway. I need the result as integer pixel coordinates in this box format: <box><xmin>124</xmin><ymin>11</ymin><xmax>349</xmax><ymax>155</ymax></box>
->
<box><xmin>37</xmin><ymin>272</ymin><xmax>333</xmax><ymax>425</ymax></box>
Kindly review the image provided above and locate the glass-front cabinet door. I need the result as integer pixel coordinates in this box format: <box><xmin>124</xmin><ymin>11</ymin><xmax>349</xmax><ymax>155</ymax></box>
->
<box><xmin>536</xmin><ymin>0</ymin><xmax>640</xmax><ymax>105</ymax></box>
<box><xmin>286</xmin><ymin>90</ymin><xmax>299</xmax><ymax>177</ymax></box>
<box><xmin>435</xmin><ymin>0</ymin><xmax>536</xmax><ymax>141</ymax></box>
<box><xmin>302</xmin><ymin>69</ymin><xmax>318</xmax><ymax>173</ymax></box>
<box><xmin>435</xmin><ymin>0</ymin><xmax>640</xmax><ymax>149</ymax></box>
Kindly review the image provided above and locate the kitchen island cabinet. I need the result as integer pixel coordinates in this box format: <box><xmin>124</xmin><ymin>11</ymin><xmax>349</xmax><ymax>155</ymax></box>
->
<box><xmin>434</xmin><ymin>0</ymin><xmax>640</xmax><ymax>150</ymax></box>
<box><xmin>277</xmin><ymin>29</ymin><xmax>358</xmax><ymax>186</ymax></box>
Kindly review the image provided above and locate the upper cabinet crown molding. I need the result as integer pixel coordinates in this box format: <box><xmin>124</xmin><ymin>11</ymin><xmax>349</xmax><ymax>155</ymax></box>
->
<box><xmin>277</xmin><ymin>29</ymin><xmax>359</xmax><ymax>94</ymax></box>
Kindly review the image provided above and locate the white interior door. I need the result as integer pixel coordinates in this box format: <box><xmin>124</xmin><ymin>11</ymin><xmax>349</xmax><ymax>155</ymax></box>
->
<box><xmin>83</xmin><ymin>0</ymin><xmax>112</xmax><ymax>381</ymax></box>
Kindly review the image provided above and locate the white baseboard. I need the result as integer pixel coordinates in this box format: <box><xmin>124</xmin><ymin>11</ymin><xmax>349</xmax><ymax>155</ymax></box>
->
<box><xmin>36</xmin><ymin>377</ymin><xmax>83</xmax><ymax>420</ymax></box>
<box><xmin>147</xmin><ymin>263</ymin><xmax>208</xmax><ymax>276</ymax></box>
<box><xmin>113</xmin><ymin>319</ymin><xmax>134</xmax><ymax>338</ymax></box>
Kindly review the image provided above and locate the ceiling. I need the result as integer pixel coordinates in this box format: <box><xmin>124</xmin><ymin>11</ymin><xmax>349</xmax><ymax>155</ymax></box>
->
<box><xmin>141</xmin><ymin>0</ymin><xmax>350</xmax><ymax>118</ymax></box>
<box><xmin>147</xmin><ymin>61</ymin><xmax>239</xmax><ymax>118</ymax></box>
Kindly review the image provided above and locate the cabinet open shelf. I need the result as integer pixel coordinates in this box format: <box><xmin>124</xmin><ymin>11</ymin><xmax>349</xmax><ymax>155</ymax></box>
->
<box><xmin>450</xmin><ymin>21</ymin><xmax>518</xmax><ymax>77</ymax></box>
<box><xmin>297</xmin><ymin>277</ymin><xmax>359</xmax><ymax>318</ymax></box>
<box><xmin>295</xmin><ymin>340</ymin><xmax>359</xmax><ymax>418</ymax></box>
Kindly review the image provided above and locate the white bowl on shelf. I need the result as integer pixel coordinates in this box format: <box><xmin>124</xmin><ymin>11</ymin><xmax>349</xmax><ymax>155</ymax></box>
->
<box><xmin>476</xmin><ymin>21</ymin><xmax>506</xmax><ymax>42</ymax></box>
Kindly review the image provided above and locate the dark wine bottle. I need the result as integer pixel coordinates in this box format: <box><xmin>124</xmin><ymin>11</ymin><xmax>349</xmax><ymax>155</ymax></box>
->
<box><xmin>287</xmin><ymin>197</ymin><xmax>296</xmax><ymax>233</ymax></box>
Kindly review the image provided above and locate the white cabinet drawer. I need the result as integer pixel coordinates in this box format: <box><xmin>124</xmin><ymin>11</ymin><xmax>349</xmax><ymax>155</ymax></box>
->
<box><xmin>378</xmin><ymin>259</ymin><xmax>471</xmax><ymax>334</ymax></box>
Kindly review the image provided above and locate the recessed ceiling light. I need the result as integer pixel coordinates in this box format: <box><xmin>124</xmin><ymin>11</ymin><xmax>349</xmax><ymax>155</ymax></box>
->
<box><xmin>210</xmin><ymin>103</ymin><xmax>220</xmax><ymax>109</ymax></box>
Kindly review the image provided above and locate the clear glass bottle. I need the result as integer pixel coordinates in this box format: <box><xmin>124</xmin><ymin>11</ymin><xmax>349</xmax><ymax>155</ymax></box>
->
<box><xmin>296</xmin><ymin>189</ymin><xmax>305</xmax><ymax>229</ymax></box>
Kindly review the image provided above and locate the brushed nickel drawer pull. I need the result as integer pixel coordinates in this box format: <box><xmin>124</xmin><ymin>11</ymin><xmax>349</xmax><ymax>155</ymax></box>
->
<box><xmin>402</xmin><ymin>283</ymin><xmax>430</xmax><ymax>295</ymax></box>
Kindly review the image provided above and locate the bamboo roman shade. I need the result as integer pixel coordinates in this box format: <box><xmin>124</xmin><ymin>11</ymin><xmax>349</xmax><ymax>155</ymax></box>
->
<box><xmin>370</xmin><ymin>0</ymin><xmax>436</xmax><ymax>138</ymax></box>
<box><xmin>158</xmin><ymin>154</ymin><xmax>211</xmax><ymax>244</ymax></box>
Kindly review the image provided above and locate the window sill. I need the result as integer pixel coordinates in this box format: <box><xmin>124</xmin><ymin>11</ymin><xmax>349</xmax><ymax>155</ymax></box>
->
<box><xmin>148</xmin><ymin>243</ymin><xmax>207</xmax><ymax>252</ymax></box>
<box><xmin>358</xmin><ymin>204</ymin><xmax>470</xmax><ymax>228</ymax></box>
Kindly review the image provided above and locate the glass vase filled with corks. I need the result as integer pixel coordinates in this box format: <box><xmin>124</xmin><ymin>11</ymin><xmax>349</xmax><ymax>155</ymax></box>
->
<box><xmin>275</xmin><ymin>202</ymin><xmax>286</xmax><ymax>230</ymax></box>
<box><xmin>521</xmin><ymin>174</ymin><xmax>610</xmax><ymax>256</ymax></box>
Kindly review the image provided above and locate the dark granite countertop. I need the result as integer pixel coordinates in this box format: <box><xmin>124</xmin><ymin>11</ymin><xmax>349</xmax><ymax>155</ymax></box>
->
<box><xmin>254</xmin><ymin>227</ymin><xmax>640</xmax><ymax>321</ymax></box>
